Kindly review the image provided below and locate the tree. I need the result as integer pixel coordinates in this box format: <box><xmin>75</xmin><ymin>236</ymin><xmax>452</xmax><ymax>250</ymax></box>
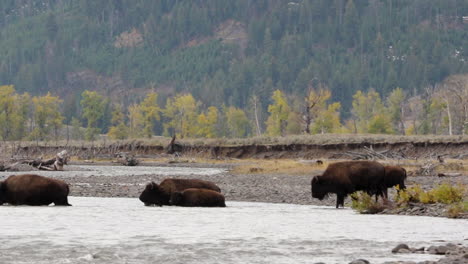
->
<box><xmin>80</xmin><ymin>90</ymin><xmax>105</xmax><ymax>141</ymax></box>
<box><xmin>343</xmin><ymin>0</ymin><xmax>359</xmax><ymax>46</ymax></box>
<box><xmin>442</xmin><ymin>74</ymin><xmax>468</xmax><ymax>135</ymax></box>
<box><xmin>139</xmin><ymin>92</ymin><xmax>161</xmax><ymax>138</ymax></box>
<box><xmin>368</xmin><ymin>114</ymin><xmax>393</xmax><ymax>134</ymax></box>
<box><xmin>312</xmin><ymin>102</ymin><xmax>342</xmax><ymax>134</ymax></box>
<box><xmin>304</xmin><ymin>85</ymin><xmax>331</xmax><ymax>134</ymax></box>
<box><xmin>128</xmin><ymin>104</ymin><xmax>144</xmax><ymax>138</ymax></box>
<box><xmin>386</xmin><ymin>87</ymin><xmax>406</xmax><ymax>134</ymax></box>
<box><xmin>46</xmin><ymin>13</ymin><xmax>59</xmax><ymax>41</ymax></box>
<box><xmin>108</xmin><ymin>104</ymin><xmax>128</xmax><ymax>140</ymax></box>
<box><xmin>266</xmin><ymin>90</ymin><xmax>290</xmax><ymax>136</ymax></box>
<box><xmin>16</xmin><ymin>93</ymin><xmax>32</xmax><ymax>140</ymax></box>
<box><xmin>71</xmin><ymin>117</ymin><xmax>84</xmax><ymax>140</ymax></box>
<box><xmin>196</xmin><ymin>106</ymin><xmax>218</xmax><ymax>138</ymax></box>
<box><xmin>163</xmin><ymin>94</ymin><xmax>199</xmax><ymax>138</ymax></box>
<box><xmin>351</xmin><ymin>89</ymin><xmax>387</xmax><ymax>133</ymax></box>
<box><xmin>31</xmin><ymin>93</ymin><xmax>64</xmax><ymax>141</ymax></box>
<box><xmin>0</xmin><ymin>85</ymin><xmax>29</xmax><ymax>141</ymax></box>
<box><xmin>226</xmin><ymin>106</ymin><xmax>250</xmax><ymax>138</ymax></box>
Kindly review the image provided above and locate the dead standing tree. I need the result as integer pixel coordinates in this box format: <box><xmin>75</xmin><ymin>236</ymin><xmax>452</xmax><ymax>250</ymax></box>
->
<box><xmin>166</xmin><ymin>135</ymin><xmax>183</xmax><ymax>157</ymax></box>
<box><xmin>444</xmin><ymin>74</ymin><xmax>468</xmax><ymax>135</ymax></box>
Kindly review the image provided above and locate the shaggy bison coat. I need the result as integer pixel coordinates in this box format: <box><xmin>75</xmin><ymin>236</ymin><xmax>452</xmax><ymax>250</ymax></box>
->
<box><xmin>382</xmin><ymin>165</ymin><xmax>407</xmax><ymax>198</ymax></box>
<box><xmin>139</xmin><ymin>178</ymin><xmax>221</xmax><ymax>206</ymax></box>
<box><xmin>0</xmin><ymin>174</ymin><xmax>71</xmax><ymax>206</ymax></box>
<box><xmin>311</xmin><ymin>161</ymin><xmax>386</xmax><ymax>208</ymax></box>
<box><xmin>170</xmin><ymin>188</ymin><xmax>226</xmax><ymax>207</ymax></box>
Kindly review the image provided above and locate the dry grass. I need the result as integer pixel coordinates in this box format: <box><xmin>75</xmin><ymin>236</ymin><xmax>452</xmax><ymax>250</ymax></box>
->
<box><xmin>231</xmin><ymin>159</ymin><xmax>328</xmax><ymax>175</ymax></box>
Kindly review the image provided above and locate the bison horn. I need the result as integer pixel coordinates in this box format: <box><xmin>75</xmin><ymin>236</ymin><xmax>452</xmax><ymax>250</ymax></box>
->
<box><xmin>151</xmin><ymin>182</ymin><xmax>157</xmax><ymax>189</ymax></box>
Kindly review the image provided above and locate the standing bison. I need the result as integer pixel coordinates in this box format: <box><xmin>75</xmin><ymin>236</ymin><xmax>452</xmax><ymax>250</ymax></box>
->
<box><xmin>0</xmin><ymin>174</ymin><xmax>71</xmax><ymax>206</ymax></box>
<box><xmin>170</xmin><ymin>188</ymin><xmax>226</xmax><ymax>207</ymax></box>
<box><xmin>311</xmin><ymin>161</ymin><xmax>386</xmax><ymax>208</ymax></box>
<box><xmin>139</xmin><ymin>178</ymin><xmax>221</xmax><ymax>206</ymax></box>
<box><xmin>382</xmin><ymin>165</ymin><xmax>407</xmax><ymax>198</ymax></box>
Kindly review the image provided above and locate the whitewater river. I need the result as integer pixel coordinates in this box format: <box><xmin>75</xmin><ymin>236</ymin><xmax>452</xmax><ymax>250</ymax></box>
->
<box><xmin>1</xmin><ymin>197</ymin><xmax>466</xmax><ymax>264</ymax></box>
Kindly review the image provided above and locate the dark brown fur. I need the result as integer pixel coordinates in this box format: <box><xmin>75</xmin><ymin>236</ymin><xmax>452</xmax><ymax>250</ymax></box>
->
<box><xmin>170</xmin><ymin>188</ymin><xmax>226</xmax><ymax>207</ymax></box>
<box><xmin>382</xmin><ymin>165</ymin><xmax>407</xmax><ymax>198</ymax></box>
<box><xmin>311</xmin><ymin>161</ymin><xmax>386</xmax><ymax>208</ymax></box>
<box><xmin>139</xmin><ymin>178</ymin><xmax>221</xmax><ymax>206</ymax></box>
<box><xmin>0</xmin><ymin>174</ymin><xmax>71</xmax><ymax>206</ymax></box>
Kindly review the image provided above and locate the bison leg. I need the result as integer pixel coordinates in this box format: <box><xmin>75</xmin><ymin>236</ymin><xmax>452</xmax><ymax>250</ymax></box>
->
<box><xmin>336</xmin><ymin>194</ymin><xmax>345</xmax><ymax>208</ymax></box>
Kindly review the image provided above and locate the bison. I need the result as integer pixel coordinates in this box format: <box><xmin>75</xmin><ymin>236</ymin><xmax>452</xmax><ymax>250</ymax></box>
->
<box><xmin>170</xmin><ymin>188</ymin><xmax>226</xmax><ymax>207</ymax></box>
<box><xmin>0</xmin><ymin>174</ymin><xmax>71</xmax><ymax>206</ymax></box>
<box><xmin>139</xmin><ymin>178</ymin><xmax>221</xmax><ymax>206</ymax></box>
<box><xmin>381</xmin><ymin>165</ymin><xmax>407</xmax><ymax>198</ymax></box>
<box><xmin>311</xmin><ymin>161</ymin><xmax>386</xmax><ymax>208</ymax></box>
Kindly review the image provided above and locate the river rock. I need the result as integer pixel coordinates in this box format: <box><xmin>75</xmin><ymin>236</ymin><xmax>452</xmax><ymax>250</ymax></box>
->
<box><xmin>349</xmin><ymin>259</ymin><xmax>370</xmax><ymax>264</ymax></box>
<box><xmin>427</xmin><ymin>245</ymin><xmax>449</xmax><ymax>255</ymax></box>
<box><xmin>392</xmin><ymin>244</ymin><xmax>410</xmax><ymax>253</ymax></box>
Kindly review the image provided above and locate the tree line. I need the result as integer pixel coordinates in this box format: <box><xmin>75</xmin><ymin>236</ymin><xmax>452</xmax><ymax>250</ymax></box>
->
<box><xmin>0</xmin><ymin>0</ymin><xmax>467</xmax><ymax>118</ymax></box>
<box><xmin>1</xmin><ymin>75</ymin><xmax>466</xmax><ymax>142</ymax></box>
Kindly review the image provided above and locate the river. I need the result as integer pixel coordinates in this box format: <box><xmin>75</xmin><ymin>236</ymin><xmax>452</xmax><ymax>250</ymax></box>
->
<box><xmin>0</xmin><ymin>197</ymin><xmax>466</xmax><ymax>264</ymax></box>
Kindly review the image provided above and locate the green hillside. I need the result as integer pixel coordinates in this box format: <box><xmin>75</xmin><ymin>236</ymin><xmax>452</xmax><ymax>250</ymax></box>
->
<box><xmin>1</xmin><ymin>0</ymin><xmax>467</xmax><ymax>117</ymax></box>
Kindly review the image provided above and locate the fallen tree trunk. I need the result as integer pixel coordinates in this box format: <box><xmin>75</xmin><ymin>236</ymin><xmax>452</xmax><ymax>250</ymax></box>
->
<box><xmin>7</xmin><ymin>150</ymin><xmax>69</xmax><ymax>171</ymax></box>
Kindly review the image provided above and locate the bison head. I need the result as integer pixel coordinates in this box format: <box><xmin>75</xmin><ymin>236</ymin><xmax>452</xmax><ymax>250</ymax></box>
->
<box><xmin>139</xmin><ymin>182</ymin><xmax>165</xmax><ymax>206</ymax></box>
<box><xmin>311</xmin><ymin>176</ymin><xmax>328</xmax><ymax>200</ymax></box>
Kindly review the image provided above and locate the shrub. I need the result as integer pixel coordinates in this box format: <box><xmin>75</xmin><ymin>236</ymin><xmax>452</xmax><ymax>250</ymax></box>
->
<box><xmin>396</xmin><ymin>183</ymin><xmax>466</xmax><ymax>207</ymax></box>
<box><xmin>446</xmin><ymin>201</ymin><xmax>468</xmax><ymax>218</ymax></box>
<box><xmin>351</xmin><ymin>191</ymin><xmax>385</xmax><ymax>214</ymax></box>
<box><xmin>430</xmin><ymin>183</ymin><xmax>465</xmax><ymax>204</ymax></box>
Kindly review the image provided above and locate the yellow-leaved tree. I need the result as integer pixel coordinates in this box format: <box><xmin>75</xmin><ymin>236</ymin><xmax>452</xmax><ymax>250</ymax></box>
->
<box><xmin>304</xmin><ymin>87</ymin><xmax>331</xmax><ymax>134</ymax></box>
<box><xmin>196</xmin><ymin>106</ymin><xmax>219</xmax><ymax>138</ymax></box>
<box><xmin>31</xmin><ymin>92</ymin><xmax>64</xmax><ymax>141</ymax></box>
<box><xmin>226</xmin><ymin>106</ymin><xmax>250</xmax><ymax>138</ymax></box>
<box><xmin>163</xmin><ymin>94</ymin><xmax>199</xmax><ymax>138</ymax></box>
<box><xmin>0</xmin><ymin>85</ymin><xmax>28</xmax><ymax>140</ymax></box>
<box><xmin>139</xmin><ymin>92</ymin><xmax>161</xmax><ymax>138</ymax></box>
<box><xmin>312</xmin><ymin>102</ymin><xmax>342</xmax><ymax>134</ymax></box>
<box><xmin>128</xmin><ymin>104</ymin><xmax>144</xmax><ymax>138</ymax></box>
<box><xmin>80</xmin><ymin>90</ymin><xmax>105</xmax><ymax>141</ymax></box>
<box><xmin>265</xmin><ymin>90</ymin><xmax>290</xmax><ymax>136</ymax></box>
<box><xmin>108</xmin><ymin>104</ymin><xmax>129</xmax><ymax>140</ymax></box>
<box><xmin>351</xmin><ymin>89</ymin><xmax>391</xmax><ymax>133</ymax></box>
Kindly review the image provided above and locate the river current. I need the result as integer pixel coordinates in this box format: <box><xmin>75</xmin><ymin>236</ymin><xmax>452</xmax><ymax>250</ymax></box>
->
<box><xmin>0</xmin><ymin>197</ymin><xmax>466</xmax><ymax>264</ymax></box>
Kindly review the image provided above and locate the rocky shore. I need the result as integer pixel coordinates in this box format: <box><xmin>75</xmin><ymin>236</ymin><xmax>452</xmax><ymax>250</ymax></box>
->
<box><xmin>2</xmin><ymin>161</ymin><xmax>466</xmax><ymax>218</ymax></box>
<box><xmin>345</xmin><ymin>243</ymin><xmax>468</xmax><ymax>264</ymax></box>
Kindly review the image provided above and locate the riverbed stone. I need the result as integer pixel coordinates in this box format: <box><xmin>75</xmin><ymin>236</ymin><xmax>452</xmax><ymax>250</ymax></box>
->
<box><xmin>349</xmin><ymin>259</ymin><xmax>370</xmax><ymax>264</ymax></box>
<box><xmin>392</xmin><ymin>243</ymin><xmax>410</xmax><ymax>253</ymax></box>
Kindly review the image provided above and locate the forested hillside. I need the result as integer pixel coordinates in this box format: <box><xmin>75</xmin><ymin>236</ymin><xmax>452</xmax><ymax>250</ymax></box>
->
<box><xmin>0</xmin><ymin>0</ymin><xmax>467</xmax><ymax>140</ymax></box>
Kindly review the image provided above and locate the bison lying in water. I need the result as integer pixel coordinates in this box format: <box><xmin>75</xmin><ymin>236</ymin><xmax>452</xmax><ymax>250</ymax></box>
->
<box><xmin>0</xmin><ymin>174</ymin><xmax>71</xmax><ymax>206</ymax></box>
<box><xmin>170</xmin><ymin>188</ymin><xmax>226</xmax><ymax>207</ymax></box>
<box><xmin>139</xmin><ymin>178</ymin><xmax>221</xmax><ymax>206</ymax></box>
<box><xmin>311</xmin><ymin>161</ymin><xmax>386</xmax><ymax>208</ymax></box>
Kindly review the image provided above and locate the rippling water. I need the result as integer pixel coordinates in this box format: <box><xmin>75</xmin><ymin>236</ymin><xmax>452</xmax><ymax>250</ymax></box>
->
<box><xmin>1</xmin><ymin>197</ymin><xmax>466</xmax><ymax>264</ymax></box>
<box><xmin>0</xmin><ymin>165</ymin><xmax>227</xmax><ymax>179</ymax></box>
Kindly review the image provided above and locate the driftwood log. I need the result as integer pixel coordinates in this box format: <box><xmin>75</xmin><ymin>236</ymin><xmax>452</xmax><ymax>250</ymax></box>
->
<box><xmin>340</xmin><ymin>146</ymin><xmax>406</xmax><ymax>160</ymax></box>
<box><xmin>1</xmin><ymin>150</ymin><xmax>69</xmax><ymax>171</ymax></box>
<box><xmin>115</xmin><ymin>152</ymin><xmax>139</xmax><ymax>166</ymax></box>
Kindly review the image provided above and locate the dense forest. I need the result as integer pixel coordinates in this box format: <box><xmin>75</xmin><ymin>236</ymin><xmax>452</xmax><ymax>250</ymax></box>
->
<box><xmin>0</xmin><ymin>0</ymin><xmax>467</xmax><ymax>140</ymax></box>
